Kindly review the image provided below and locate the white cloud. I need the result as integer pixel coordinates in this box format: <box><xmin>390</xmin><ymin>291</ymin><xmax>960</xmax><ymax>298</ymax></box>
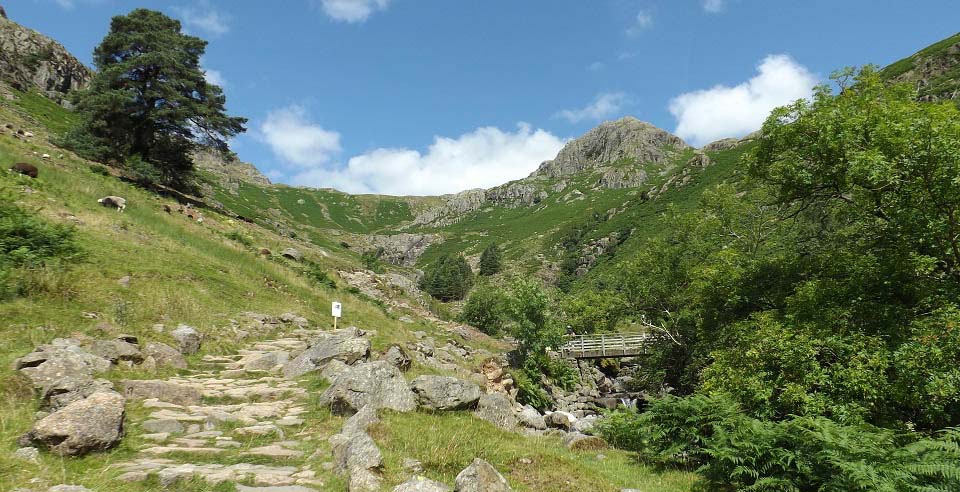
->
<box><xmin>204</xmin><ymin>68</ymin><xmax>226</xmax><ymax>87</ymax></box>
<box><xmin>260</xmin><ymin>105</ymin><xmax>342</xmax><ymax>167</ymax></box>
<box><xmin>669</xmin><ymin>54</ymin><xmax>817</xmax><ymax>146</ymax></box>
<box><xmin>174</xmin><ymin>2</ymin><xmax>230</xmax><ymax>36</ymax></box>
<box><xmin>289</xmin><ymin>124</ymin><xmax>565</xmax><ymax>196</ymax></box>
<box><xmin>702</xmin><ymin>0</ymin><xmax>725</xmax><ymax>13</ymax></box>
<box><xmin>555</xmin><ymin>92</ymin><xmax>631</xmax><ymax>124</ymax></box>
<box><xmin>316</xmin><ymin>0</ymin><xmax>391</xmax><ymax>23</ymax></box>
<box><xmin>587</xmin><ymin>61</ymin><xmax>606</xmax><ymax>72</ymax></box>
<box><xmin>626</xmin><ymin>10</ymin><xmax>653</xmax><ymax>36</ymax></box>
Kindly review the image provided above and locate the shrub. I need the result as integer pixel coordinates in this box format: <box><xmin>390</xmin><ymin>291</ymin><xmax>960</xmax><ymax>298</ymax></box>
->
<box><xmin>361</xmin><ymin>249</ymin><xmax>383</xmax><ymax>273</ymax></box>
<box><xmin>224</xmin><ymin>230</ymin><xmax>252</xmax><ymax>247</ymax></box>
<box><xmin>305</xmin><ymin>263</ymin><xmax>337</xmax><ymax>289</ymax></box>
<box><xmin>478</xmin><ymin>242</ymin><xmax>502</xmax><ymax>276</ymax></box>
<box><xmin>420</xmin><ymin>253</ymin><xmax>474</xmax><ymax>301</ymax></box>
<box><xmin>458</xmin><ymin>282</ymin><xmax>507</xmax><ymax>334</ymax></box>
<box><xmin>0</xmin><ymin>200</ymin><xmax>81</xmax><ymax>268</ymax></box>
<box><xmin>514</xmin><ymin>368</ymin><xmax>553</xmax><ymax>411</ymax></box>
<box><xmin>89</xmin><ymin>163</ymin><xmax>111</xmax><ymax>176</ymax></box>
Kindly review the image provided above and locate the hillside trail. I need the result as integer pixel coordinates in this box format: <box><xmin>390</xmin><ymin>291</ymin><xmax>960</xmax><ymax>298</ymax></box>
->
<box><xmin>113</xmin><ymin>328</ymin><xmax>331</xmax><ymax>491</ymax></box>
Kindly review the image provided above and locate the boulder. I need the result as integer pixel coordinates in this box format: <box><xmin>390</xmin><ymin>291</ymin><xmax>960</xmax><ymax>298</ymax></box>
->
<box><xmin>319</xmin><ymin>361</ymin><xmax>416</xmax><ymax>415</ymax></box>
<box><xmin>10</xmin><ymin>162</ymin><xmax>38</xmax><ymax>178</ymax></box>
<box><xmin>382</xmin><ymin>344</ymin><xmax>412</xmax><ymax>371</ymax></box>
<box><xmin>15</xmin><ymin>339</ymin><xmax>112</xmax><ymax>388</ymax></box>
<box><xmin>330</xmin><ymin>406</ymin><xmax>383</xmax><ymax>492</ymax></box>
<box><xmin>563</xmin><ymin>432</ymin><xmax>607</xmax><ymax>451</ymax></box>
<box><xmin>409</xmin><ymin>376</ymin><xmax>481</xmax><ymax>411</ymax></box>
<box><xmin>474</xmin><ymin>393</ymin><xmax>517</xmax><ymax>431</ymax></box>
<box><xmin>24</xmin><ymin>391</ymin><xmax>125</xmax><ymax>456</ymax></box>
<box><xmin>48</xmin><ymin>486</ymin><xmax>92</xmax><ymax>492</ymax></box>
<box><xmin>142</xmin><ymin>341</ymin><xmax>187</xmax><ymax>369</ymax></box>
<box><xmin>170</xmin><ymin>324</ymin><xmax>201</xmax><ymax>355</ymax></box>
<box><xmin>281</xmin><ymin>248</ymin><xmax>303</xmax><ymax>261</ymax></box>
<box><xmin>122</xmin><ymin>380</ymin><xmax>202</xmax><ymax>406</ymax></box>
<box><xmin>394</xmin><ymin>476</ymin><xmax>452</xmax><ymax>492</ymax></box>
<box><xmin>243</xmin><ymin>351</ymin><xmax>289</xmax><ymax>371</ymax></box>
<box><xmin>282</xmin><ymin>328</ymin><xmax>370</xmax><ymax>379</ymax></box>
<box><xmin>88</xmin><ymin>338</ymin><xmax>142</xmax><ymax>364</ymax></box>
<box><xmin>517</xmin><ymin>405</ymin><xmax>546</xmax><ymax>430</ymax></box>
<box><xmin>41</xmin><ymin>374</ymin><xmax>113</xmax><ymax>411</ymax></box>
<box><xmin>454</xmin><ymin>458</ymin><xmax>512</xmax><ymax>492</ymax></box>
<box><xmin>545</xmin><ymin>411</ymin><xmax>575</xmax><ymax>431</ymax></box>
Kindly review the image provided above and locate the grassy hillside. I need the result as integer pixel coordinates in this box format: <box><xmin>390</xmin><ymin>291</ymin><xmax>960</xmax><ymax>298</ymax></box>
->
<box><xmin>881</xmin><ymin>31</ymin><xmax>960</xmax><ymax>101</ymax></box>
<box><xmin>0</xmin><ymin>89</ymin><xmax>696</xmax><ymax>492</ymax></box>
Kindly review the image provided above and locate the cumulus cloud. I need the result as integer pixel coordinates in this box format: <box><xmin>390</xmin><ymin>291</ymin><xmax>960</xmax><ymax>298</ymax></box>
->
<box><xmin>260</xmin><ymin>105</ymin><xmax>342</xmax><ymax>167</ymax></box>
<box><xmin>203</xmin><ymin>68</ymin><xmax>226</xmax><ymax>87</ymax></box>
<box><xmin>625</xmin><ymin>10</ymin><xmax>653</xmax><ymax>36</ymax></box>
<box><xmin>669</xmin><ymin>54</ymin><xmax>817</xmax><ymax>146</ymax></box>
<box><xmin>316</xmin><ymin>0</ymin><xmax>391</xmax><ymax>23</ymax></box>
<box><xmin>587</xmin><ymin>61</ymin><xmax>606</xmax><ymax>72</ymax></box>
<box><xmin>174</xmin><ymin>2</ymin><xmax>231</xmax><ymax>35</ymax></box>
<box><xmin>289</xmin><ymin>124</ymin><xmax>565</xmax><ymax>196</ymax></box>
<box><xmin>702</xmin><ymin>0</ymin><xmax>725</xmax><ymax>13</ymax></box>
<box><xmin>555</xmin><ymin>92</ymin><xmax>631</xmax><ymax>124</ymax></box>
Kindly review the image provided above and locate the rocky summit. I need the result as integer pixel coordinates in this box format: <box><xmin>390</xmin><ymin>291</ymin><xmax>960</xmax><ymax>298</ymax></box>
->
<box><xmin>0</xmin><ymin>12</ymin><xmax>90</xmax><ymax>104</ymax></box>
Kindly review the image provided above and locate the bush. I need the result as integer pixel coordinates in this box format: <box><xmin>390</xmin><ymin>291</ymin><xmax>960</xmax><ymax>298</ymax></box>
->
<box><xmin>514</xmin><ymin>368</ymin><xmax>553</xmax><ymax>411</ymax></box>
<box><xmin>361</xmin><ymin>249</ymin><xmax>383</xmax><ymax>273</ymax></box>
<box><xmin>305</xmin><ymin>263</ymin><xmax>337</xmax><ymax>289</ymax></box>
<box><xmin>224</xmin><ymin>230</ymin><xmax>252</xmax><ymax>247</ymax></box>
<box><xmin>89</xmin><ymin>164</ymin><xmax>111</xmax><ymax>176</ymax></box>
<box><xmin>458</xmin><ymin>282</ymin><xmax>507</xmax><ymax>334</ymax></box>
<box><xmin>478</xmin><ymin>242</ymin><xmax>502</xmax><ymax>276</ymax></box>
<box><xmin>0</xmin><ymin>199</ymin><xmax>82</xmax><ymax>299</ymax></box>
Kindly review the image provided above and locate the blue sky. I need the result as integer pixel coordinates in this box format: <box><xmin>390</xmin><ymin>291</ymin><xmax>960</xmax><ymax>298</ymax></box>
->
<box><xmin>13</xmin><ymin>0</ymin><xmax>960</xmax><ymax>195</ymax></box>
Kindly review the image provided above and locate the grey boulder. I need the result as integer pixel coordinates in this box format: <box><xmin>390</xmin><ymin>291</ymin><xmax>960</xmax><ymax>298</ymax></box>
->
<box><xmin>41</xmin><ymin>374</ymin><xmax>114</xmax><ymax>411</ymax></box>
<box><xmin>394</xmin><ymin>476</ymin><xmax>452</xmax><ymax>492</ymax></box>
<box><xmin>330</xmin><ymin>406</ymin><xmax>383</xmax><ymax>492</ymax></box>
<box><xmin>24</xmin><ymin>391</ymin><xmax>125</xmax><ymax>456</ymax></box>
<box><xmin>319</xmin><ymin>361</ymin><xmax>416</xmax><ymax>415</ymax></box>
<box><xmin>474</xmin><ymin>393</ymin><xmax>517</xmax><ymax>431</ymax></box>
<box><xmin>142</xmin><ymin>341</ymin><xmax>187</xmax><ymax>369</ymax></box>
<box><xmin>15</xmin><ymin>339</ymin><xmax>111</xmax><ymax>388</ymax></box>
<box><xmin>382</xmin><ymin>344</ymin><xmax>412</xmax><ymax>371</ymax></box>
<box><xmin>122</xmin><ymin>380</ymin><xmax>202</xmax><ymax>405</ymax></box>
<box><xmin>87</xmin><ymin>338</ymin><xmax>142</xmax><ymax>364</ymax></box>
<box><xmin>283</xmin><ymin>328</ymin><xmax>370</xmax><ymax>379</ymax></box>
<box><xmin>517</xmin><ymin>405</ymin><xmax>546</xmax><ymax>430</ymax></box>
<box><xmin>409</xmin><ymin>376</ymin><xmax>481</xmax><ymax>411</ymax></box>
<box><xmin>454</xmin><ymin>458</ymin><xmax>512</xmax><ymax>492</ymax></box>
<box><xmin>170</xmin><ymin>324</ymin><xmax>201</xmax><ymax>355</ymax></box>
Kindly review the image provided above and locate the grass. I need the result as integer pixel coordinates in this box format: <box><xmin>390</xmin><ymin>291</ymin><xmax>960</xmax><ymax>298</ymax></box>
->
<box><xmin>372</xmin><ymin>411</ymin><xmax>697</xmax><ymax>491</ymax></box>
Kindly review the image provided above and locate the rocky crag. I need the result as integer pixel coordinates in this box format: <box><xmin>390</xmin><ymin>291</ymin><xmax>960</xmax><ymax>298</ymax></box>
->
<box><xmin>0</xmin><ymin>10</ymin><xmax>91</xmax><ymax>105</ymax></box>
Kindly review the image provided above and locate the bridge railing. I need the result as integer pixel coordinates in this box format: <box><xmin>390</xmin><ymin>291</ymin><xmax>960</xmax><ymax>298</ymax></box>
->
<box><xmin>559</xmin><ymin>333</ymin><xmax>655</xmax><ymax>359</ymax></box>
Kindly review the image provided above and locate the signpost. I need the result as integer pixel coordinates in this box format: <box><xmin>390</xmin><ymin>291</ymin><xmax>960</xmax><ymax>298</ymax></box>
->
<box><xmin>332</xmin><ymin>301</ymin><xmax>342</xmax><ymax>329</ymax></box>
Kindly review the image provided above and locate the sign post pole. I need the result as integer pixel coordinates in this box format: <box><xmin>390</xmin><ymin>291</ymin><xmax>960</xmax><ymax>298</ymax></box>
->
<box><xmin>331</xmin><ymin>301</ymin><xmax>342</xmax><ymax>330</ymax></box>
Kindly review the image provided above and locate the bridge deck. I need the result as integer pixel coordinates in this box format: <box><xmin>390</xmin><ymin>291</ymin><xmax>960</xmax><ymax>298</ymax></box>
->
<box><xmin>559</xmin><ymin>333</ymin><xmax>654</xmax><ymax>359</ymax></box>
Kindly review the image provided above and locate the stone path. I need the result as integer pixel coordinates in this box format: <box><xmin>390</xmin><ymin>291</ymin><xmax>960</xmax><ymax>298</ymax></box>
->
<box><xmin>113</xmin><ymin>330</ymin><xmax>330</xmax><ymax>490</ymax></box>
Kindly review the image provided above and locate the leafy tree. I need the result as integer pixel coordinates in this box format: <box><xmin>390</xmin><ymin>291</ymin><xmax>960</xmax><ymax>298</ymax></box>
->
<box><xmin>66</xmin><ymin>9</ymin><xmax>246</xmax><ymax>189</ymax></box>
<box><xmin>420</xmin><ymin>254</ymin><xmax>474</xmax><ymax>301</ymax></box>
<box><xmin>478</xmin><ymin>242</ymin><xmax>502</xmax><ymax>276</ymax></box>
<box><xmin>458</xmin><ymin>282</ymin><xmax>507</xmax><ymax>334</ymax></box>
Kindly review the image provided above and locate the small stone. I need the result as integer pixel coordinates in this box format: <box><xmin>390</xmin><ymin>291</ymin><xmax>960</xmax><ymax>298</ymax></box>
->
<box><xmin>13</xmin><ymin>446</ymin><xmax>39</xmax><ymax>463</ymax></box>
<box><xmin>142</xmin><ymin>419</ymin><xmax>184</xmax><ymax>434</ymax></box>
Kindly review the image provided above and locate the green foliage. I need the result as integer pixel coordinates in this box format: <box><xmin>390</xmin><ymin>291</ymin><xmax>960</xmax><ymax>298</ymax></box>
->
<box><xmin>65</xmin><ymin>8</ymin><xmax>246</xmax><ymax>189</ymax></box>
<box><xmin>478</xmin><ymin>242</ymin><xmax>502</xmax><ymax>276</ymax></box>
<box><xmin>223</xmin><ymin>230</ymin><xmax>252</xmax><ymax>247</ymax></box>
<box><xmin>361</xmin><ymin>248</ymin><xmax>383</xmax><ymax>273</ymax></box>
<box><xmin>88</xmin><ymin>164</ymin><xmax>111</xmax><ymax>176</ymax></box>
<box><xmin>513</xmin><ymin>368</ymin><xmax>553</xmax><ymax>411</ymax></box>
<box><xmin>420</xmin><ymin>253</ymin><xmax>474</xmax><ymax>301</ymax></box>
<box><xmin>458</xmin><ymin>281</ymin><xmax>507</xmax><ymax>335</ymax></box>
<box><xmin>304</xmin><ymin>262</ymin><xmax>337</xmax><ymax>289</ymax></box>
<box><xmin>502</xmin><ymin>277</ymin><xmax>577</xmax><ymax>390</ymax></box>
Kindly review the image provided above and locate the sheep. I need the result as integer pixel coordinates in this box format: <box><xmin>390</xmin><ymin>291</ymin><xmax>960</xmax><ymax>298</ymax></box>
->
<box><xmin>10</xmin><ymin>162</ymin><xmax>38</xmax><ymax>178</ymax></box>
<box><xmin>98</xmin><ymin>196</ymin><xmax>127</xmax><ymax>212</ymax></box>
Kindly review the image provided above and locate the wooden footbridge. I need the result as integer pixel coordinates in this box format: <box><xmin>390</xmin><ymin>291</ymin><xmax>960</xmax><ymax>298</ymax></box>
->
<box><xmin>559</xmin><ymin>333</ymin><xmax>656</xmax><ymax>359</ymax></box>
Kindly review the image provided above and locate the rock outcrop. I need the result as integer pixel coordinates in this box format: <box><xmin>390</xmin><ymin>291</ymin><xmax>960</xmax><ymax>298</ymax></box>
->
<box><xmin>22</xmin><ymin>391</ymin><xmax>126</xmax><ymax>456</ymax></box>
<box><xmin>474</xmin><ymin>393</ymin><xmax>517</xmax><ymax>431</ymax></box>
<box><xmin>318</xmin><ymin>360</ymin><xmax>417</xmax><ymax>415</ymax></box>
<box><xmin>330</xmin><ymin>405</ymin><xmax>384</xmax><ymax>492</ymax></box>
<box><xmin>282</xmin><ymin>327</ymin><xmax>370</xmax><ymax>379</ymax></box>
<box><xmin>409</xmin><ymin>376</ymin><xmax>482</xmax><ymax>411</ymax></box>
<box><xmin>360</xmin><ymin>233</ymin><xmax>443</xmax><ymax>266</ymax></box>
<box><xmin>454</xmin><ymin>459</ymin><xmax>512</xmax><ymax>492</ymax></box>
<box><xmin>0</xmin><ymin>15</ymin><xmax>91</xmax><ymax>105</ymax></box>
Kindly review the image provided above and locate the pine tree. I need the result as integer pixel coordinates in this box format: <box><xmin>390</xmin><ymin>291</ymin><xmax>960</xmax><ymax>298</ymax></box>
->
<box><xmin>478</xmin><ymin>242</ymin><xmax>502</xmax><ymax>276</ymax></box>
<box><xmin>67</xmin><ymin>9</ymin><xmax>246</xmax><ymax>189</ymax></box>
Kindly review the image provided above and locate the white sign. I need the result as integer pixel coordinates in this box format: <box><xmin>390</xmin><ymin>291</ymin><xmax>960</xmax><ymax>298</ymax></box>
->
<box><xmin>331</xmin><ymin>301</ymin><xmax>342</xmax><ymax>318</ymax></box>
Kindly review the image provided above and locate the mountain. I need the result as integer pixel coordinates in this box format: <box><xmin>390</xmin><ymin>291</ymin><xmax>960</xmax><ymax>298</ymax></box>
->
<box><xmin>881</xmin><ymin>32</ymin><xmax>960</xmax><ymax>102</ymax></box>
<box><xmin>0</xmin><ymin>8</ymin><xmax>91</xmax><ymax>106</ymax></box>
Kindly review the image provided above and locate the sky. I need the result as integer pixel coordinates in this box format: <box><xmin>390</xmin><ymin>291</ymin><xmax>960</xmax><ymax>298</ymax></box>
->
<box><xmin>12</xmin><ymin>0</ymin><xmax>960</xmax><ymax>195</ymax></box>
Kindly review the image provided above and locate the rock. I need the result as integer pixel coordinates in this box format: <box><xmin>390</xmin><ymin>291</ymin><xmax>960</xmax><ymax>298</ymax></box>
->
<box><xmin>117</xmin><ymin>275</ymin><xmax>131</xmax><ymax>288</ymax></box>
<box><xmin>170</xmin><ymin>324</ymin><xmax>201</xmax><ymax>355</ymax></box>
<box><xmin>122</xmin><ymin>380</ymin><xmax>202</xmax><ymax>405</ymax></box>
<box><xmin>244</xmin><ymin>351</ymin><xmax>289</xmax><ymax>371</ymax></box>
<box><xmin>474</xmin><ymin>393</ymin><xmax>517</xmax><ymax>431</ymax></box>
<box><xmin>319</xmin><ymin>361</ymin><xmax>416</xmax><ymax>415</ymax></box>
<box><xmin>280</xmin><ymin>248</ymin><xmax>303</xmax><ymax>261</ymax></box>
<box><xmin>394</xmin><ymin>476</ymin><xmax>452</xmax><ymax>492</ymax></box>
<box><xmin>24</xmin><ymin>391</ymin><xmax>125</xmax><ymax>456</ymax></box>
<box><xmin>702</xmin><ymin>137</ymin><xmax>740</xmax><ymax>152</ymax></box>
<box><xmin>40</xmin><ymin>374</ymin><xmax>114</xmax><ymax>410</ymax></box>
<box><xmin>517</xmin><ymin>405</ymin><xmax>546</xmax><ymax>430</ymax></box>
<box><xmin>402</xmin><ymin>458</ymin><xmax>424</xmax><ymax>473</ymax></box>
<box><xmin>330</xmin><ymin>406</ymin><xmax>383</xmax><ymax>492</ymax></box>
<box><xmin>360</xmin><ymin>234</ymin><xmax>443</xmax><ymax>267</ymax></box>
<box><xmin>282</xmin><ymin>328</ymin><xmax>370</xmax><ymax>379</ymax></box>
<box><xmin>88</xmin><ymin>338</ymin><xmax>142</xmax><ymax>364</ymax></box>
<box><xmin>545</xmin><ymin>411</ymin><xmax>575</xmax><ymax>431</ymax></box>
<box><xmin>47</xmin><ymin>486</ymin><xmax>92</xmax><ymax>492</ymax></box>
<box><xmin>563</xmin><ymin>432</ymin><xmax>607</xmax><ymax>451</ymax></box>
<box><xmin>142</xmin><ymin>341</ymin><xmax>187</xmax><ymax>369</ymax></box>
<box><xmin>13</xmin><ymin>446</ymin><xmax>39</xmax><ymax>463</ymax></box>
<box><xmin>142</xmin><ymin>419</ymin><xmax>184</xmax><ymax>434</ymax></box>
<box><xmin>382</xmin><ymin>344</ymin><xmax>411</xmax><ymax>371</ymax></box>
<box><xmin>409</xmin><ymin>376</ymin><xmax>481</xmax><ymax>411</ymax></box>
<box><xmin>454</xmin><ymin>458</ymin><xmax>512</xmax><ymax>492</ymax></box>
<box><xmin>15</xmin><ymin>338</ymin><xmax>112</xmax><ymax>388</ymax></box>
<box><xmin>573</xmin><ymin>415</ymin><xmax>597</xmax><ymax>434</ymax></box>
